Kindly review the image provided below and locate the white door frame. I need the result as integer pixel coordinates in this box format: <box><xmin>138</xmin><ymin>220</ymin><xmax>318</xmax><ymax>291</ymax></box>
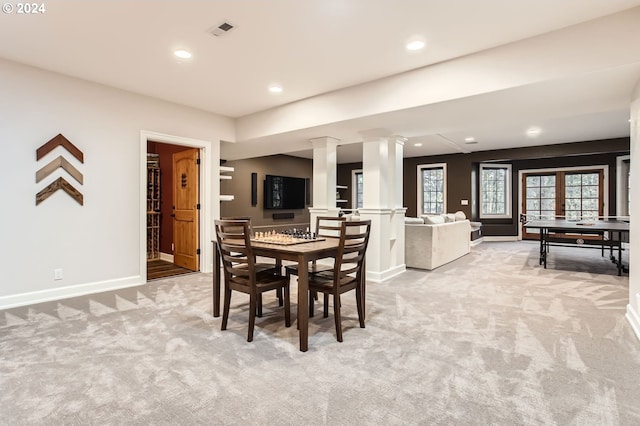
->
<box><xmin>139</xmin><ymin>130</ymin><xmax>214</xmax><ymax>281</ymax></box>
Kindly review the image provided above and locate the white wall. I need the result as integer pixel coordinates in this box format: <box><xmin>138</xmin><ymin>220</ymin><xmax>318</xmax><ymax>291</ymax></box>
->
<box><xmin>0</xmin><ymin>59</ymin><xmax>234</xmax><ymax>309</ymax></box>
<box><xmin>235</xmin><ymin>7</ymin><xmax>640</xmax><ymax>143</ymax></box>
<box><xmin>627</xmin><ymin>78</ymin><xmax>640</xmax><ymax>340</ymax></box>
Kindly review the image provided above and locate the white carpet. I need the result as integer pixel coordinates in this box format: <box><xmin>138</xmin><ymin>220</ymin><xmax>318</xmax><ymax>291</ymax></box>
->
<box><xmin>0</xmin><ymin>241</ymin><xmax>638</xmax><ymax>425</ymax></box>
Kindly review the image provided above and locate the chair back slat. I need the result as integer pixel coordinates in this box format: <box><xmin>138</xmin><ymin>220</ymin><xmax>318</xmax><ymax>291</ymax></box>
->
<box><xmin>333</xmin><ymin>220</ymin><xmax>371</xmax><ymax>282</ymax></box>
<box><xmin>316</xmin><ymin>216</ymin><xmax>346</xmax><ymax>238</ymax></box>
<box><xmin>215</xmin><ymin>219</ymin><xmax>256</xmax><ymax>286</ymax></box>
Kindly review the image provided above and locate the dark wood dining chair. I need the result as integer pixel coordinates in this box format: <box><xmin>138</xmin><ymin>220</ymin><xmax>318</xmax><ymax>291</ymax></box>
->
<box><xmin>221</xmin><ymin>216</ymin><xmax>283</xmax><ymax>314</ymax></box>
<box><xmin>214</xmin><ymin>219</ymin><xmax>291</xmax><ymax>342</ymax></box>
<box><xmin>307</xmin><ymin>219</ymin><xmax>371</xmax><ymax>342</ymax></box>
<box><xmin>284</xmin><ymin>215</ymin><xmax>346</xmax><ymax>278</ymax></box>
<box><xmin>284</xmin><ymin>216</ymin><xmax>346</xmax><ymax>306</ymax></box>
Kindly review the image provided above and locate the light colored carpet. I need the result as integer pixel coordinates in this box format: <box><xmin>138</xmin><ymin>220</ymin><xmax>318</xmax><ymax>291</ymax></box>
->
<box><xmin>1</xmin><ymin>241</ymin><xmax>639</xmax><ymax>425</ymax></box>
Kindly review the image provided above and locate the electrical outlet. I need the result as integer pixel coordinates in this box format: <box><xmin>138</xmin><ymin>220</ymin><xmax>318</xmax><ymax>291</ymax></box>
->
<box><xmin>461</xmin><ymin>199</ymin><xmax>469</xmax><ymax>206</ymax></box>
<box><xmin>54</xmin><ymin>268</ymin><xmax>63</xmax><ymax>280</ymax></box>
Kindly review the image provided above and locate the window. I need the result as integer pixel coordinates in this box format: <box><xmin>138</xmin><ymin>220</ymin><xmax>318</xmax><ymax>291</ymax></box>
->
<box><xmin>352</xmin><ymin>170</ymin><xmax>363</xmax><ymax>209</ymax></box>
<box><xmin>521</xmin><ymin>167</ymin><xmax>606</xmax><ymax>239</ymax></box>
<box><xmin>417</xmin><ymin>163</ymin><xmax>446</xmax><ymax>215</ymax></box>
<box><xmin>617</xmin><ymin>156</ymin><xmax>630</xmax><ymax>217</ymax></box>
<box><xmin>525</xmin><ymin>174</ymin><xmax>556</xmax><ymax>220</ymax></box>
<box><xmin>480</xmin><ymin>163</ymin><xmax>511</xmax><ymax>218</ymax></box>
<box><xmin>564</xmin><ymin>172</ymin><xmax>600</xmax><ymax>220</ymax></box>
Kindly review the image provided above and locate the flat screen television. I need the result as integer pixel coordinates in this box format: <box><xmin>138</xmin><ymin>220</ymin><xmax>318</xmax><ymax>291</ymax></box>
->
<box><xmin>264</xmin><ymin>174</ymin><xmax>306</xmax><ymax>209</ymax></box>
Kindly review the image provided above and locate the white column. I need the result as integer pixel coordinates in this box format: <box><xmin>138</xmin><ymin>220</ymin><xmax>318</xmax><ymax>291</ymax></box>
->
<box><xmin>389</xmin><ymin>137</ymin><xmax>408</xmax><ymax>272</ymax></box>
<box><xmin>626</xmin><ymin>79</ymin><xmax>640</xmax><ymax>341</ymax></box>
<box><xmin>359</xmin><ymin>131</ymin><xmax>406</xmax><ymax>282</ymax></box>
<box><xmin>308</xmin><ymin>137</ymin><xmax>340</xmax><ymax>225</ymax></box>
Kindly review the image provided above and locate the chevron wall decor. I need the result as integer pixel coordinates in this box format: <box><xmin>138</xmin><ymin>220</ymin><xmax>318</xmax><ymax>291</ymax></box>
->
<box><xmin>35</xmin><ymin>134</ymin><xmax>84</xmax><ymax>206</ymax></box>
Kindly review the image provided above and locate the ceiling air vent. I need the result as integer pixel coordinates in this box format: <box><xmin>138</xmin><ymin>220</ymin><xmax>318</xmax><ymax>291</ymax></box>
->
<box><xmin>208</xmin><ymin>21</ymin><xmax>236</xmax><ymax>37</ymax></box>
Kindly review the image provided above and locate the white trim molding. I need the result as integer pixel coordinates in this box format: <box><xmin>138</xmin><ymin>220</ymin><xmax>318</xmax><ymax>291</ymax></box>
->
<box><xmin>626</xmin><ymin>298</ymin><xmax>640</xmax><ymax>342</ymax></box>
<box><xmin>140</xmin><ymin>131</ymin><xmax>215</xmax><ymax>283</ymax></box>
<box><xmin>0</xmin><ymin>275</ymin><xmax>143</xmax><ymax>310</ymax></box>
<box><xmin>366</xmin><ymin>264</ymin><xmax>406</xmax><ymax>283</ymax></box>
<box><xmin>417</xmin><ymin>162</ymin><xmax>447</xmax><ymax>216</ymax></box>
<box><xmin>479</xmin><ymin>163</ymin><xmax>512</xmax><ymax>219</ymax></box>
<box><xmin>483</xmin><ymin>236</ymin><xmax>519</xmax><ymax>242</ymax></box>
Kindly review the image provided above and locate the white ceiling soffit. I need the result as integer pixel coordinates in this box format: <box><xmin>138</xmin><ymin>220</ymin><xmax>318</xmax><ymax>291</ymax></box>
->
<box><xmin>223</xmin><ymin>8</ymin><xmax>640</xmax><ymax>162</ymax></box>
<box><xmin>0</xmin><ymin>1</ymin><xmax>639</xmax><ymax>163</ymax></box>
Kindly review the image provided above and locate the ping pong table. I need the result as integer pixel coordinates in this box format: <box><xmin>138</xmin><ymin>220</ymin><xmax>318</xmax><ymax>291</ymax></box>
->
<box><xmin>523</xmin><ymin>219</ymin><xmax>629</xmax><ymax>276</ymax></box>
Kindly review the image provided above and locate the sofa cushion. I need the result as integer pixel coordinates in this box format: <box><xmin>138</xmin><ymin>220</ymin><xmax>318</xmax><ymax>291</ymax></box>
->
<box><xmin>443</xmin><ymin>213</ymin><xmax>456</xmax><ymax>223</ymax></box>
<box><xmin>405</xmin><ymin>217</ymin><xmax>424</xmax><ymax>224</ymax></box>
<box><xmin>422</xmin><ymin>215</ymin><xmax>445</xmax><ymax>224</ymax></box>
<box><xmin>454</xmin><ymin>210</ymin><xmax>467</xmax><ymax>221</ymax></box>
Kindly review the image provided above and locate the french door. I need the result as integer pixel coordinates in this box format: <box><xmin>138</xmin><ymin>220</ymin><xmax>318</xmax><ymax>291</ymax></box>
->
<box><xmin>522</xmin><ymin>169</ymin><xmax>604</xmax><ymax>239</ymax></box>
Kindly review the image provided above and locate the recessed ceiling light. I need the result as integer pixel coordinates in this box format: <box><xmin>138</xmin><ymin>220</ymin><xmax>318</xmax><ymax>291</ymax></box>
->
<box><xmin>174</xmin><ymin>49</ymin><xmax>192</xmax><ymax>59</ymax></box>
<box><xmin>464</xmin><ymin>137</ymin><xmax>475</xmax><ymax>143</ymax></box>
<box><xmin>406</xmin><ymin>40</ymin><xmax>425</xmax><ymax>51</ymax></box>
<box><xmin>414</xmin><ymin>143</ymin><xmax>423</xmax><ymax>147</ymax></box>
<box><xmin>268</xmin><ymin>84</ymin><xmax>283</xmax><ymax>94</ymax></box>
<box><xmin>527</xmin><ymin>127</ymin><xmax>542</xmax><ymax>137</ymax></box>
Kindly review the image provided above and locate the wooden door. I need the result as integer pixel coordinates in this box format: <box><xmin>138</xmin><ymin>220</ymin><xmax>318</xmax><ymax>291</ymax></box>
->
<box><xmin>172</xmin><ymin>148</ymin><xmax>200</xmax><ymax>271</ymax></box>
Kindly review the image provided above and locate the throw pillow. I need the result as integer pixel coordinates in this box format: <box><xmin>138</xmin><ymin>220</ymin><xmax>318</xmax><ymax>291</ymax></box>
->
<box><xmin>443</xmin><ymin>213</ymin><xmax>456</xmax><ymax>223</ymax></box>
<box><xmin>423</xmin><ymin>215</ymin><xmax>445</xmax><ymax>224</ymax></box>
<box><xmin>405</xmin><ymin>217</ymin><xmax>424</xmax><ymax>224</ymax></box>
<box><xmin>454</xmin><ymin>211</ymin><xmax>466</xmax><ymax>221</ymax></box>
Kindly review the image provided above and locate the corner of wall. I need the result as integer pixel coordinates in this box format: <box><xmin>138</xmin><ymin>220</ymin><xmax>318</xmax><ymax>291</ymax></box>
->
<box><xmin>626</xmin><ymin>291</ymin><xmax>640</xmax><ymax>342</ymax></box>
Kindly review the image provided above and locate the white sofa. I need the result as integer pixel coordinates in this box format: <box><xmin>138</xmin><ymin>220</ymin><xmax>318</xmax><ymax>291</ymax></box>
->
<box><xmin>405</xmin><ymin>214</ymin><xmax>471</xmax><ymax>270</ymax></box>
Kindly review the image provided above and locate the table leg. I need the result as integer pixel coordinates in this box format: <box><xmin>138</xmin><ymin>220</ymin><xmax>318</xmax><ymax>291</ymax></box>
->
<box><xmin>617</xmin><ymin>231</ymin><xmax>623</xmax><ymax>276</ymax></box>
<box><xmin>362</xmin><ymin>258</ymin><xmax>366</xmax><ymax>321</ymax></box>
<box><xmin>297</xmin><ymin>254</ymin><xmax>309</xmax><ymax>352</ymax></box>
<box><xmin>212</xmin><ymin>241</ymin><xmax>221</xmax><ymax>317</ymax></box>
<box><xmin>538</xmin><ymin>229</ymin><xmax>546</xmax><ymax>267</ymax></box>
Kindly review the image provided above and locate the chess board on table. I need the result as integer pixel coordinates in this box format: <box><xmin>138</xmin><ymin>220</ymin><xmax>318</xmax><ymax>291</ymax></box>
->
<box><xmin>251</xmin><ymin>232</ymin><xmax>325</xmax><ymax>245</ymax></box>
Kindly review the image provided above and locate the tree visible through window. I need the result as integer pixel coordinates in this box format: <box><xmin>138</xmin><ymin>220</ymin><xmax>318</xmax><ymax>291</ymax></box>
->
<box><xmin>419</xmin><ymin>165</ymin><xmax>445</xmax><ymax>214</ymax></box>
<box><xmin>564</xmin><ymin>172</ymin><xmax>599</xmax><ymax>220</ymax></box>
<box><xmin>354</xmin><ymin>171</ymin><xmax>363</xmax><ymax>209</ymax></box>
<box><xmin>480</xmin><ymin>164</ymin><xmax>511</xmax><ymax>218</ymax></box>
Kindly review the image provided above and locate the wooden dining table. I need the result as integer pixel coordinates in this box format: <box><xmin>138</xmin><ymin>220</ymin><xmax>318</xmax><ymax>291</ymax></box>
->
<box><xmin>212</xmin><ymin>237</ymin><xmax>349</xmax><ymax>352</ymax></box>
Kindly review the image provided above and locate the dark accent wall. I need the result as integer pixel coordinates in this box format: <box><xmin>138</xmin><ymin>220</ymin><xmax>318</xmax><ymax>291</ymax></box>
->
<box><xmin>147</xmin><ymin>141</ymin><xmax>193</xmax><ymax>255</ymax></box>
<box><xmin>335</xmin><ymin>138</ymin><xmax>629</xmax><ymax>236</ymax></box>
<box><xmin>402</xmin><ymin>138</ymin><xmax>630</xmax><ymax>236</ymax></box>
<box><xmin>220</xmin><ymin>155</ymin><xmax>313</xmax><ymax>229</ymax></box>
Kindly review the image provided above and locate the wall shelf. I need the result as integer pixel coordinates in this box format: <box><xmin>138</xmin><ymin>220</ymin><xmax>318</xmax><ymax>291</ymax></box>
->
<box><xmin>220</xmin><ymin>166</ymin><xmax>234</xmax><ymax>201</ymax></box>
<box><xmin>336</xmin><ymin>184</ymin><xmax>348</xmax><ymax>206</ymax></box>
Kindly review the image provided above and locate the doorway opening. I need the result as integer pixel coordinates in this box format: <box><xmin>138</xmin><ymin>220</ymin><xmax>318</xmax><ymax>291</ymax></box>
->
<box><xmin>140</xmin><ymin>131</ymin><xmax>214</xmax><ymax>283</ymax></box>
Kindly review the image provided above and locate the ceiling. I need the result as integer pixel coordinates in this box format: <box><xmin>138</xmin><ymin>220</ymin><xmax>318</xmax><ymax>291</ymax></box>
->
<box><xmin>1</xmin><ymin>0</ymin><xmax>639</xmax><ymax>163</ymax></box>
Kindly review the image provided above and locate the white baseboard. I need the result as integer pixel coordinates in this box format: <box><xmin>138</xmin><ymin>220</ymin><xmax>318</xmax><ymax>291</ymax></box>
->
<box><xmin>366</xmin><ymin>264</ymin><xmax>406</xmax><ymax>283</ymax></box>
<box><xmin>470</xmin><ymin>237</ymin><xmax>484</xmax><ymax>247</ymax></box>
<box><xmin>0</xmin><ymin>275</ymin><xmax>144</xmax><ymax>310</ymax></box>
<box><xmin>483</xmin><ymin>236</ymin><xmax>519</xmax><ymax>242</ymax></box>
<box><xmin>626</xmin><ymin>299</ymin><xmax>640</xmax><ymax>342</ymax></box>
<box><xmin>160</xmin><ymin>252</ymin><xmax>174</xmax><ymax>262</ymax></box>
